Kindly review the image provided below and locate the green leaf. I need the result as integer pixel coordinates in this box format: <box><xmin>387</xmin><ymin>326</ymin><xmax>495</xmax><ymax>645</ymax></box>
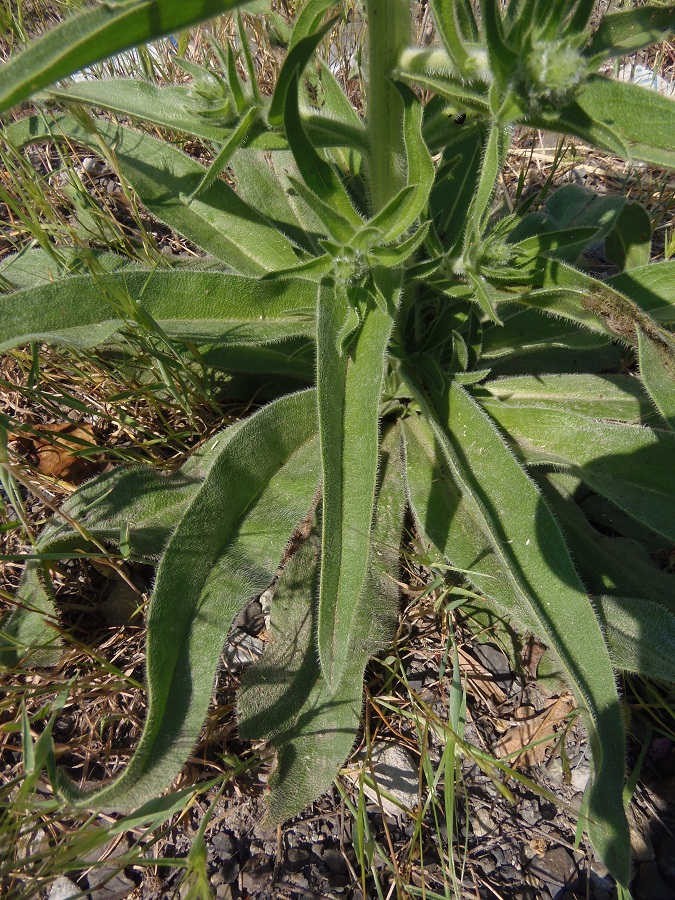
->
<box><xmin>477</xmin><ymin>374</ymin><xmax>652</xmax><ymax>421</ymax></box>
<box><xmin>464</xmin><ymin>124</ymin><xmax>510</xmax><ymax>247</ymax></box>
<box><xmin>56</xmin><ymin>390</ymin><xmax>320</xmax><ymax>811</ymax></box>
<box><xmin>604</xmin><ymin>202</ymin><xmax>652</xmax><ymax>271</ymax></box>
<box><xmin>188</xmin><ymin>107</ymin><xmax>259</xmax><ymax>200</ymax></box>
<box><xmin>269</xmin><ymin>7</ymin><xmax>337</xmax><ymax>126</ymax></box>
<box><xmin>607</xmin><ymin>261</ymin><xmax>675</xmax><ymax>326</ymax></box>
<box><xmin>403</xmin><ymin>381</ymin><xmax>630</xmax><ymax>886</ymax></box>
<box><xmin>584</xmin><ymin>7</ymin><xmax>675</xmax><ymax>63</ymax></box>
<box><xmin>47</xmin><ymin>81</ymin><xmax>241</xmax><ymax>143</ymax></box>
<box><xmin>317</xmin><ymin>275</ymin><xmax>399</xmax><ymax>688</ymax></box>
<box><xmin>0</xmin><ymin>0</ymin><xmax>260</xmax><ymax>114</ymax></box>
<box><xmin>282</xmin><ymin>62</ymin><xmax>363</xmax><ymax>234</ymax></box>
<box><xmin>430</xmin><ymin>122</ymin><xmax>486</xmax><ymax>253</ymax></box>
<box><xmin>238</xmin><ymin>423</ymin><xmax>405</xmax><ymax>822</ymax></box>
<box><xmin>594</xmin><ymin>596</ymin><xmax>675</xmax><ymax>685</ymax></box>
<box><xmin>481</xmin><ymin>305</ymin><xmax>609</xmax><ymax>360</ymax></box>
<box><xmin>537</xmin><ymin>471</ymin><xmax>675</xmax><ymax>606</ymax></box>
<box><xmin>484</xmin><ymin>403</ymin><xmax>675</xmax><ymax>542</ymax></box>
<box><xmin>428</xmin><ymin>0</ymin><xmax>472</xmax><ymax>76</ymax></box>
<box><xmin>6</xmin><ymin>115</ymin><xmax>300</xmax><ymax>274</ymax></box>
<box><xmin>479</xmin><ymin>0</ymin><xmax>517</xmax><ymax>89</ymax></box>
<box><xmin>637</xmin><ymin>327</ymin><xmax>675</xmax><ymax>433</ymax></box>
<box><xmin>230</xmin><ymin>149</ymin><xmax>326</xmax><ymax>255</ymax></box>
<box><xmin>0</xmin><ymin>270</ymin><xmax>317</xmax><ymax>353</ymax></box>
<box><xmin>539</xmin><ymin>75</ymin><xmax>675</xmax><ymax>168</ymax></box>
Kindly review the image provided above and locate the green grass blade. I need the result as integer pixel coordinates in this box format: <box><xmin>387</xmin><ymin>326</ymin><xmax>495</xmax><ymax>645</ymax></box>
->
<box><xmin>316</xmin><ymin>275</ymin><xmax>399</xmax><ymax>688</ymax></box>
<box><xmin>56</xmin><ymin>390</ymin><xmax>320</xmax><ymax>811</ymax></box>
<box><xmin>404</xmin><ymin>379</ymin><xmax>630</xmax><ymax>887</ymax></box>
<box><xmin>6</xmin><ymin>115</ymin><xmax>300</xmax><ymax>274</ymax></box>
<box><xmin>0</xmin><ymin>0</ymin><xmax>259</xmax><ymax>114</ymax></box>
<box><xmin>238</xmin><ymin>423</ymin><xmax>405</xmax><ymax>822</ymax></box>
<box><xmin>0</xmin><ymin>270</ymin><xmax>316</xmax><ymax>352</ymax></box>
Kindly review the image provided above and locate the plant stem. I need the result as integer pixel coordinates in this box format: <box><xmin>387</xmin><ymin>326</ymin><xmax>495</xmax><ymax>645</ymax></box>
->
<box><xmin>365</xmin><ymin>0</ymin><xmax>409</xmax><ymax>214</ymax></box>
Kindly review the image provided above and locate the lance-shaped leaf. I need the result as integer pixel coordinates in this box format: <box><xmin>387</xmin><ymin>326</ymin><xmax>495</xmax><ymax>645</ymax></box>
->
<box><xmin>481</xmin><ymin>305</ymin><xmax>609</xmax><ymax>360</ymax></box>
<box><xmin>269</xmin><ymin>0</ymin><xmax>337</xmax><ymax>126</ymax></box>
<box><xmin>0</xmin><ymin>270</ymin><xmax>317</xmax><ymax>353</ymax></box>
<box><xmin>430</xmin><ymin>121</ymin><xmax>486</xmax><ymax>253</ymax></box>
<box><xmin>637</xmin><ymin>327</ymin><xmax>675</xmax><ymax>433</ymax></box>
<box><xmin>238</xmin><ymin>423</ymin><xmax>405</xmax><ymax>822</ymax></box>
<box><xmin>403</xmin><ymin>414</ymin><xmax>675</xmax><ymax>686</ymax></box>
<box><xmin>593</xmin><ymin>596</ymin><xmax>675</xmax><ymax>685</ymax></box>
<box><xmin>522</xmin><ymin>259</ymin><xmax>675</xmax><ymax>364</ymax></box>
<box><xmin>282</xmin><ymin>67</ymin><xmax>363</xmax><ymax>237</ymax></box>
<box><xmin>536</xmin><ymin>471</ymin><xmax>675</xmax><ymax>610</ymax></box>
<box><xmin>429</xmin><ymin>0</ymin><xmax>473</xmax><ymax>76</ymax></box>
<box><xmin>584</xmin><ymin>7</ymin><xmax>675</xmax><ymax>64</ymax></box>
<box><xmin>483</xmin><ymin>402</ymin><xmax>675</xmax><ymax>542</ymax></box>
<box><xmin>476</xmin><ymin>374</ymin><xmax>652</xmax><ymax>422</ymax></box>
<box><xmin>317</xmin><ymin>274</ymin><xmax>399</xmax><ymax>688</ymax></box>
<box><xmin>403</xmin><ymin>379</ymin><xmax>630</xmax><ymax>887</ymax></box>
<box><xmin>608</xmin><ymin>261</ymin><xmax>675</xmax><ymax>326</ymax></box>
<box><xmin>527</xmin><ymin>75</ymin><xmax>675</xmax><ymax>169</ymax></box>
<box><xmin>366</xmin><ymin>83</ymin><xmax>434</xmax><ymax>243</ymax></box>
<box><xmin>0</xmin><ymin>247</ymin><xmax>141</xmax><ymax>292</ymax></box>
<box><xmin>604</xmin><ymin>202</ymin><xmax>652</xmax><ymax>272</ymax></box>
<box><xmin>48</xmin><ymin>81</ymin><xmax>244</xmax><ymax>144</ymax></box>
<box><xmin>0</xmin><ymin>0</ymin><xmax>260</xmax><ymax>114</ymax></box>
<box><xmin>230</xmin><ymin>149</ymin><xmax>326</xmax><ymax>255</ymax></box>
<box><xmin>6</xmin><ymin>116</ymin><xmax>300</xmax><ymax>275</ymax></box>
<box><xmin>56</xmin><ymin>390</ymin><xmax>320</xmax><ymax>811</ymax></box>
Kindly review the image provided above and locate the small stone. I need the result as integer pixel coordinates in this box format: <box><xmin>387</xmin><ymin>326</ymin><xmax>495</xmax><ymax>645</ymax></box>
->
<box><xmin>286</xmin><ymin>846</ymin><xmax>308</xmax><ymax>872</ymax></box>
<box><xmin>240</xmin><ymin>853</ymin><xmax>273</xmax><ymax>893</ymax></box>
<box><xmin>321</xmin><ymin>847</ymin><xmax>348</xmax><ymax>876</ymax></box>
<box><xmin>353</xmin><ymin>743</ymin><xmax>419</xmax><ymax>817</ymax></box>
<box><xmin>472</xmin><ymin>806</ymin><xmax>495</xmax><ymax>837</ymax></box>
<box><xmin>48</xmin><ymin>876</ymin><xmax>81</xmax><ymax>900</ymax></box>
<box><xmin>570</xmin><ymin>758</ymin><xmax>591</xmax><ymax>793</ymax></box>
<box><xmin>220</xmin><ymin>856</ymin><xmax>240</xmax><ymax>885</ymax></box>
<box><xmin>82</xmin><ymin>157</ymin><xmax>104</xmax><ymax>175</ymax></box>
<box><xmin>222</xmin><ymin>630</ymin><xmax>264</xmax><ymax>672</ymax></box>
<box><xmin>526</xmin><ymin>848</ymin><xmax>576</xmax><ymax>890</ymax></box>
<box><xmin>215</xmin><ymin>885</ymin><xmax>232</xmax><ymax>899</ymax></box>
<box><xmin>211</xmin><ymin>831</ymin><xmax>236</xmax><ymax>859</ymax></box>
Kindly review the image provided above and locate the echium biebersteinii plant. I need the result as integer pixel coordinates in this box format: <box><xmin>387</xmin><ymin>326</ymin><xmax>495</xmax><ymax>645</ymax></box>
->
<box><xmin>1</xmin><ymin>0</ymin><xmax>675</xmax><ymax>888</ymax></box>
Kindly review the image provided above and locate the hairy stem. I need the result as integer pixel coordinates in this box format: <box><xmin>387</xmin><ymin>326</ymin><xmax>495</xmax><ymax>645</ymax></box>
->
<box><xmin>366</xmin><ymin>0</ymin><xmax>409</xmax><ymax>213</ymax></box>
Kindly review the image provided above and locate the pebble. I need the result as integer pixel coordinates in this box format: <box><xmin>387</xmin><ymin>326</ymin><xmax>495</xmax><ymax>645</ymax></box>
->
<box><xmin>48</xmin><ymin>876</ymin><xmax>81</xmax><ymax>900</ymax></box>
<box><xmin>240</xmin><ymin>853</ymin><xmax>274</xmax><ymax>893</ymax></box>
<box><xmin>82</xmin><ymin>156</ymin><xmax>104</xmax><ymax>175</ymax></box>
<box><xmin>526</xmin><ymin>847</ymin><xmax>576</xmax><ymax>891</ymax></box>
<box><xmin>354</xmin><ymin>742</ymin><xmax>419</xmax><ymax>817</ymax></box>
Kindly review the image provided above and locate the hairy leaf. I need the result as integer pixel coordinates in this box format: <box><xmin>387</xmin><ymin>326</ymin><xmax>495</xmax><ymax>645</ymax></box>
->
<box><xmin>238</xmin><ymin>423</ymin><xmax>405</xmax><ymax>822</ymax></box>
<box><xmin>403</xmin><ymin>380</ymin><xmax>630</xmax><ymax>886</ymax></box>
<box><xmin>0</xmin><ymin>0</ymin><xmax>259</xmax><ymax>114</ymax></box>
<box><xmin>317</xmin><ymin>275</ymin><xmax>399</xmax><ymax>688</ymax></box>
<box><xmin>484</xmin><ymin>403</ymin><xmax>675</xmax><ymax>542</ymax></box>
<box><xmin>0</xmin><ymin>270</ymin><xmax>316</xmax><ymax>352</ymax></box>
<box><xmin>56</xmin><ymin>390</ymin><xmax>320</xmax><ymax>811</ymax></box>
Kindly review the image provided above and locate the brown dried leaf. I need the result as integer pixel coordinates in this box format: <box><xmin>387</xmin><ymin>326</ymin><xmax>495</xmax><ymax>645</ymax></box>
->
<box><xmin>458</xmin><ymin>646</ymin><xmax>508</xmax><ymax>706</ymax></box>
<box><xmin>34</xmin><ymin>422</ymin><xmax>100</xmax><ymax>482</ymax></box>
<box><xmin>493</xmin><ymin>694</ymin><xmax>575</xmax><ymax>768</ymax></box>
